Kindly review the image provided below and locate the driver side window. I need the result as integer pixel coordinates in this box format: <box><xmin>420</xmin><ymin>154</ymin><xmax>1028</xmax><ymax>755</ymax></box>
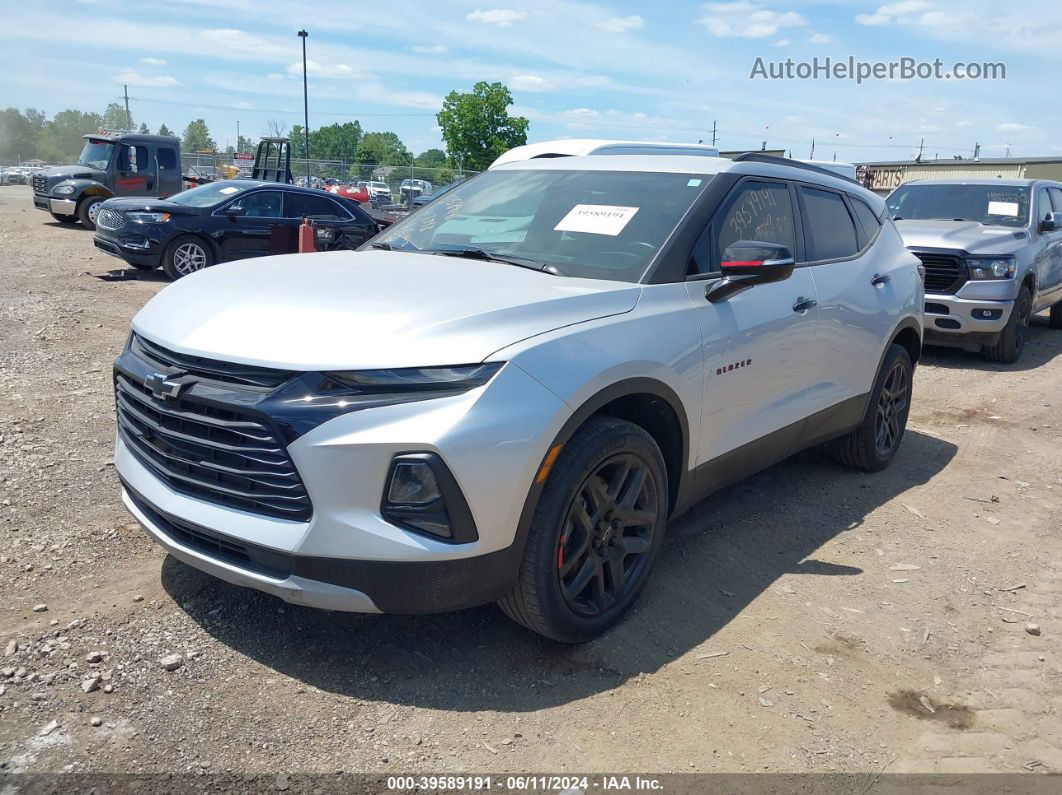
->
<box><xmin>229</xmin><ymin>191</ymin><xmax>283</xmax><ymax>218</ymax></box>
<box><xmin>689</xmin><ymin>181</ymin><xmax>795</xmax><ymax>276</ymax></box>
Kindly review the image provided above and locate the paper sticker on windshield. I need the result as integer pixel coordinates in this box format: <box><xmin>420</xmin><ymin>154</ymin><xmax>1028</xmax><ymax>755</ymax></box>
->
<box><xmin>988</xmin><ymin>201</ymin><xmax>1019</xmax><ymax>217</ymax></box>
<box><xmin>219</xmin><ymin>186</ymin><xmax>239</xmax><ymax>194</ymax></box>
<box><xmin>554</xmin><ymin>205</ymin><xmax>639</xmax><ymax>236</ymax></box>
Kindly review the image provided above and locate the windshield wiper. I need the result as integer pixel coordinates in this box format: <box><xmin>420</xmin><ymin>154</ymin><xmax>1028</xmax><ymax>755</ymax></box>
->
<box><xmin>369</xmin><ymin>242</ymin><xmax>392</xmax><ymax>250</ymax></box>
<box><xmin>425</xmin><ymin>247</ymin><xmax>560</xmax><ymax>275</ymax></box>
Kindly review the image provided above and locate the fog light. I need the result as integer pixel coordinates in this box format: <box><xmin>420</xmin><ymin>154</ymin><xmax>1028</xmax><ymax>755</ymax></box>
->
<box><xmin>973</xmin><ymin>308</ymin><xmax>1002</xmax><ymax>320</ymax></box>
<box><xmin>387</xmin><ymin>461</ymin><xmax>441</xmax><ymax>505</ymax></box>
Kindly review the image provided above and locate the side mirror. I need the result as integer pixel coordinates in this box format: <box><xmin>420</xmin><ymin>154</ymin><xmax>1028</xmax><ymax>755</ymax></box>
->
<box><xmin>707</xmin><ymin>241</ymin><xmax>796</xmax><ymax>303</ymax></box>
<box><xmin>1041</xmin><ymin>212</ymin><xmax>1060</xmax><ymax>233</ymax></box>
<box><xmin>222</xmin><ymin>204</ymin><xmax>245</xmax><ymax>218</ymax></box>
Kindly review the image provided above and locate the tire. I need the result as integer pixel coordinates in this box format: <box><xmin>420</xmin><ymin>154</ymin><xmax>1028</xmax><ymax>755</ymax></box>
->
<box><xmin>49</xmin><ymin>212</ymin><xmax>78</xmax><ymax>224</ymax></box>
<box><xmin>1050</xmin><ymin>301</ymin><xmax>1062</xmax><ymax>330</ymax></box>
<box><xmin>499</xmin><ymin>416</ymin><xmax>668</xmax><ymax>643</ymax></box>
<box><xmin>983</xmin><ymin>286</ymin><xmax>1032</xmax><ymax>363</ymax></box>
<box><xmin>828</xmin><ymin>343</ymin><xmax>913</xmax><ymax>472</ymax></box>
<box><xmin>128</xmin><ymin>262</ymin><xmax>156</xmax><ymax>270</ymax></box>
<box><xmin>76</xmin><ymin>196</ymin><xmax>105</xmax><ymax>230</ymax></box>
<box><xmin>162</xmin><ymin>235</ymin><xmax>214</xmax><ymax>280</ymax></box>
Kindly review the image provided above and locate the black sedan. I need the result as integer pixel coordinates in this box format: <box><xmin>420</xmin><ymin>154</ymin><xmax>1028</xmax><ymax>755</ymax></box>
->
<box><xmin>93</xmin><ymin>180</ymin><xmax>386</xmax><ymax>280</ymax></box>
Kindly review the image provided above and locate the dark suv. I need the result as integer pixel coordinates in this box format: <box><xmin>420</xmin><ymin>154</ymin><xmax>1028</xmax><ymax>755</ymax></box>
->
<box><xmin>32</xmin><ymin>132</ymin><xmax>183</xmax><ymax>230</ymax></box>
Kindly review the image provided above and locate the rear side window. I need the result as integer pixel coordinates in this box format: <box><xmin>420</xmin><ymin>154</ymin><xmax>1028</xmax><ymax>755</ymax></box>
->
<box><xmin>157</xmin><ymin>148</ymin><xmax>178</xmax><ymax>171</ymax></box>
<box><xmin>1050</xmin><ymin>187</ymin><xmax>1062</xmax><ymax>214</ymax></box>
<box><xmin>286</xmin><ymin>192</ymin><xmax>348</xmax><ymax>219</ymax></box>
<box><xmin>691</xmin><ymin>181</ymin><xmax>795</xmax><ymax>275</ymax></box>
<box><xmin>849</xmin><ymin>198</ymin><xmax>882</xmax><ymax>243</ymax></box>
<box><xmin>801</xmin><ymin>187</ymin><xmax>860</xmax><ymax>260</ymax></box>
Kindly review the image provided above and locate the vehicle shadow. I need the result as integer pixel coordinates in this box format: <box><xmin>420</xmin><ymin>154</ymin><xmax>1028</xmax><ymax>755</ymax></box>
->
<box><xmin>921</xmin><ymin>314</ymin><xmax>1061</xmax><ymax>372</ymax></box>
<box><xmin>92</xmin><ymin>268</ymin><xmax>169</xmax><ymax>283</ymax></box>
<box><xmin>161</xmin><ymin>430</ymin><xmax>956</xmax><ymax>712</ymax></box>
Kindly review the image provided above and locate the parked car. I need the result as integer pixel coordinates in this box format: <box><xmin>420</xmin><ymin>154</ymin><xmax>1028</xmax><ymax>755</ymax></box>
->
<box><xmin>112</xmin><ymin>154</ymin><xmax>921</xmax><ymax>641</ymax></box>
<box><xmin>358</xmin><ymin>180</ymin><xmax>393</xmax><ymax>204</ymax></box>
<box><xmin>411</xmin><ymin>179</ymin><xmax>465</xmax><ymax>207</ymax></box>
<box><xmin>31</xmin><ymin>131</ymin><xmax>185</xmax><ymax>229</ymax></box>
<box><xmin>490</xmin><ymin>138</ymin><xmax>722</xmax><ymax>168</ymax></box>
<box><xmin>93</xmin><ymin>179</ymin><xmax>381</xmax><ymax>280</ymax></box>
<box><xmin>888</xmin><ymin>178</ymin><xmax>1062</xmax><ymax>362</ymax></box>
<box><xmin>327</xmin><ymin>183</ymin><xmax>370</xmax><ymax>204</ymax></box>
<box><xmin>0</xmin><ymin>168</ymin><xmax>12</xmax><ymax>186</ymax></box>
<box><xmin>399</xmin><ymin>178</ymin><xmax>432</xmax><ymax>201</ymax></box>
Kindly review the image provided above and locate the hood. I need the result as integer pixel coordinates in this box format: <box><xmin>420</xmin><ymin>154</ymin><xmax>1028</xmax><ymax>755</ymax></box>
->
<box><xmin>37</xmin><ymin>164</ymin><xmax>104</xmax><ymax>182</ymax></box>
<box><xmin>101</xmin><ymin>197</ymin><xmax>200</xmax><ymax>214</ymax></box>
<box><xmin>894</xmin><ymin>219</ymin><xmax>1027</xmax><ymax>256</ymax></box>
<box><xmin>133</xmin><ymin>250</ymin><xmax>640</xmax><ymax>370</ymax></box>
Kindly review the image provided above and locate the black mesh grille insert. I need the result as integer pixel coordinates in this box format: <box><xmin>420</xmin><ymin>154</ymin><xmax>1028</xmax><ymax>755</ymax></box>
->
<box><xmin>912</xmin><ymin>252</ymin><xmax>964</xmax><ymax>294</ymax></box>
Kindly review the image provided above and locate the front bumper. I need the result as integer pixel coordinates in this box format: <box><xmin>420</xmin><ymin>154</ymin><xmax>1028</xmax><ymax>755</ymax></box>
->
<box><xmin>94</xmin><ymin>234</ymin><xmax>163</xmax><ymax>267</ymax></box>
<box><xmin>34</xmin><ymin>194</ymin><xmax>76</xmax><ymax>215</ymax></box>
<box><xmin>923</xmin><ymin>292</ymin><xmax>1012</xmax><ymax>346</ymax></box>
<box><xmin>114</xmin><ymin>355</ymin><xmax>571</xmax><ymax>613</ymax></box>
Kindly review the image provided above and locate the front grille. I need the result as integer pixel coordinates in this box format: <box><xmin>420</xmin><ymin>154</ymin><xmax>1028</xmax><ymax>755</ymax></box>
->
<box><xmin>32</xmin><ymin>174</ymin><xmax>47</xmax><ymax>193</ymax></box>
<box><xmin>131</xmin><ymin>334</ymin><xmax>292</xmax><ymax>390</ymax></box>
<box><xmin>115</xmin><ymin>374</ymin><xmax>311</xmax><ymax>520</ymax></box>
<box><xmin>912</xmin><ymin>252</ymin><xmax>964</xmax><ymax>294</ymax></box>
<box><xmin>124</xmin><ymin>484</ymin><xmax>293</xmax><ymax>579</ymax></box>
<box><xmin>96</xmin><ymin>208</ymin><xmax>126</xmax><ymax>230</ymax></box>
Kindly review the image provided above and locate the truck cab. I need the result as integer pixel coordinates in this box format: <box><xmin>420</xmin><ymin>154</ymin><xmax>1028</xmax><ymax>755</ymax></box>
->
<box><xmin>32</xmin><ymin>131</ymin><xmax>182</xmax><ymax>229</ymax></box>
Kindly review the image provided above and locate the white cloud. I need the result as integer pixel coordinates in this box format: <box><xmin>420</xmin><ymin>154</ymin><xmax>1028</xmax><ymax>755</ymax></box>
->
<box><xmin>140</xmin><ymin>57</ymin><xmax>167</xmax><ymax>66</ymax></box>
<box><xmin>808</xmin><ymin>32</ymin><xmax>831</xmax><ymax>44</ymax></box>
<box><xmin>771</xmin><ymin>38</ymin><xmax>791</xmax><ymax>47</ymax></box>
<box><xmin>596</xmin><ymin>15</ymin><xmax>645</xmax><ymax>34</ymax></box>
<box><xmin>411</xmin><ymin>44</ymin><xmax>448</xmax><ymax>54</ymax></box>
<box><xmin>998</xmin><ymin>122</ymin><xmax>1033</xmax><ymax>132</ymax></box>
<box><xmin>698</xmin><ymin>1</ymin><xmax>807</xmax><ymax>38</ymax></box>
<box><xmin>286</xmin><ymin>59</ymin><xmax>356</xmax><ymax>78</ymax></box>
<box><xmin>855</xmin><ymin>1</ymin><xmax>934</xmax><ymax>26</ymax></box>
<box><xmin>466</xmin><ymin>9</ymin><xmax>528</xmax><ymax>27</ymax></box>
<box><xmin>112</xmin><ymin>69</ymin><xmax>178</xmax><ymax>87</ymax></box>
<box><xmin>233</xmin><ymin>101</ymin><xmax>253</xmax><ymax>109</ymax></box>
<box><xmin>510</xmin><ymin>74</ymin><xmax>554</xmax><ymax>92</ymax></box>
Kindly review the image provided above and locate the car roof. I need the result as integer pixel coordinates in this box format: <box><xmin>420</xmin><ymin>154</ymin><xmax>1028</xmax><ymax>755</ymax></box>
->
<box><xmin>494</xmin><ymin>154</ymin><xmax>886</xmax><ymax>211</ymax></box>
<box><xmin>902</xmin><ymin>177</ymin><xmax>1058</xmax><ymax>188</ymax></box>
<box><xmin>83</xmin><ymin>133</ymin><xmax>180</xmax><ymax>145</ymax></box>
<box><xmin>491</xmin><ymin>138</ymin><xmax>722</xmax><ymax>167</ymax></box>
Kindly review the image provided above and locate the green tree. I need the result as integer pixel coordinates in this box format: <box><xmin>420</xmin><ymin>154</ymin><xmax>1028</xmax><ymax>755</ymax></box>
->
<box><xmin>0</xmin><ymin>108</ymin><xmax>37</xmax><ymax>161</ymax></box>
<box><xmin>311</xmin><ymin>121</ymin><xmax>363</xmax><ymax>162</ymax></box>
<box><xmin>40</xmin><ymin>109</ymin><xmax>104</xmax><ymax>162</ymax></box>
<box><xmin>415</xmin><ymin>148</ymin><xmax>447</xmax><ymax>167</ymax></box>
<box><xmin>182</xmin><ymin>119</ymin><xmax>216</xmax><ymax>152</ymax></box>
<box><xmin>102</xmin><ymin>102</ymin><xmax>132</xmax><ymax>130</ymax></box>
<box><xmin>158</xmin><ymin>123</ymin><xmax>173</xmax><ymax>137</ymax></box>
<box><xmin>138</xmin><ymin>122</ymin><xmax>150</xmax><ymax>134</ymax></box>
<box><xmin>237</xmin><ymin>135</ymin><xmax>255</xmax><ymax>153</ymax></box>
<box><xmin>436</xmin><ymin>82</ymin><xmax>528</xmax><ymax>171</ymax></box>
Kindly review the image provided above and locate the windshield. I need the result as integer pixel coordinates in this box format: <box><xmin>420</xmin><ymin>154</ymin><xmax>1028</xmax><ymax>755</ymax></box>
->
<box><xmin>78</xmin><ymin>141</ymin><xmax>114</xmax><ymax>170</ymax></box>
<box><xmin>888</xmin><ymin>184</ymin><xmax>1031</xmax><ymax>228</ymax></box>
<box><xmin>370</xmin><ymin>169</ymin><xmax>710</xmax><ymax>282</ymax></box>
<box><xmin>169</xmin><ymin>181</ymin><xmax>253</xmax><ymax>208</ymax></box>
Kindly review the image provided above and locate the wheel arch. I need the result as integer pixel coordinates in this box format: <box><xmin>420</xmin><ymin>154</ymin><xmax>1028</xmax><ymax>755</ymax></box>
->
<box><xmin>890</xmin><ymin>317</ymin><xmax>922</xmax><ymax>366</ymax></box>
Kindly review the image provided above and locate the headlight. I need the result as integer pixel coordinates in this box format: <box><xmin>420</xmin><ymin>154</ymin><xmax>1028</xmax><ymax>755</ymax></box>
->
<box><xmin>966</xmin><ymin>257</ymin><xmax>1015</xmax><ymax>280</ymax></box>
<box><xmin>54</xmin><ymin>184</ymin><xmax>75</xmax><ymax>195</ymax></box>
<box><xmin>127</xmin><ymin>212</ymin><xmax>171</xmax><ymax>224</ymax></box>
<box><xmin>325</xmin><ymin>363</ymin><xmax>502</xmax><ymax>393</ymax></box>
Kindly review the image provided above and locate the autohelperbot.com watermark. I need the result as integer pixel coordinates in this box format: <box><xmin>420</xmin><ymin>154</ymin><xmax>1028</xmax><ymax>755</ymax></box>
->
<box><xmin>750</xmin><ymin>56</ymin><xmax>1006</xmax><ymax>83</ymax></box>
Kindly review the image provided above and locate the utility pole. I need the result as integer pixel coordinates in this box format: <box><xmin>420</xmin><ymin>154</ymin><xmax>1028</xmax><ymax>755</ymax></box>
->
<box><xmin>123</xmin><ymin>84</ymin><xmax>131</xmax><ymax>130</ymax></box>
<box><xmin>711</xmin><ymin>120</ymin><xmax>718</xmax><ymax>147</ymax></box>
<box><xmin>236</xmin><ymin>120</ymin><xmax>240</xmax><ymax>151</ymax></box>
<box><xmin>809</xmin><ymin>138</ymin><xmax>815</xmax><ymax>159</ymax></box>
<box><xmin>297</xmin><ymin>29</ymin><xmax>310</xmax><ymax>184</ymax></box>
<box><xmin>916</xmin><ymin>137</ymin><xmax>924</xmax><ymax>162</ymax></box>
<box><xmin>973</xmin><ymin>142</ymin><xmax>981</xmax><ymax>160</ymax></box>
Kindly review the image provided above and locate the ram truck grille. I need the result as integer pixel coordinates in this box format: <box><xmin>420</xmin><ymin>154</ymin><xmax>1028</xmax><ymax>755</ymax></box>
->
<box><xmin>912</xmin><ymin>252</ymin><xmax>964</xmax><ymax>294</ymax></box>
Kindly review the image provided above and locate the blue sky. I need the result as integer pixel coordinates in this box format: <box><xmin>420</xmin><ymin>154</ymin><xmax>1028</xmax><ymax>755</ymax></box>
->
<box><xmin>3</xmin><ymin>0</ymin><xmax>1060</xmax><ymax>162</ymax></box>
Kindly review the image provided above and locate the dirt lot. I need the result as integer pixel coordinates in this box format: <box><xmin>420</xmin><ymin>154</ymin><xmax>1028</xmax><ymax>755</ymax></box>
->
<box><xmin>0</xmin><ymin>183</ymin><xmax>1060</xmax><ymax>780</ymax></box>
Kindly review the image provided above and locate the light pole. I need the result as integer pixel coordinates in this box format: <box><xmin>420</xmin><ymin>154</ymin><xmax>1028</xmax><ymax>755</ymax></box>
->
<box><xmin>236</xmin><ymin>120</ymin><xmax>240</xmax><ymax>152</ymax></box>
<box><xmin>297</xmin><ymin>29</ymin><xmax>310</xmax><ymax>184</ymax></box>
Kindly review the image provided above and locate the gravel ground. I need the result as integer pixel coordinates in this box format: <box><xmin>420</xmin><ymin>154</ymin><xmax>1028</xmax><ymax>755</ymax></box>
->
<box><xmin>1</xmin><ymin>183</ymin><xmax>1061</xmax><ymax>780</ymax></box>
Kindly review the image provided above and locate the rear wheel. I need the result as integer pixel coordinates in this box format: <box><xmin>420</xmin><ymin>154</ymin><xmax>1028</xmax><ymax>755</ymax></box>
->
<box><xmin>49</xmin><ymin>212</ymin><xmax>78</xmax><ymax>224</ymax></box>
<box><xmin>162</xmin><ymin>235</ymin><xmax>214</xmax><ymax>280</ymax></box>
<box><xmin>983</xmin><ymin>286</ymin><xmax>1032</xmax><ymax>363</ymax></box>
<box><xmin>1049</xmin><ymin>301</ymin><xmax>1062</xmax><ymax>329</ymax></box>
<box><xmin>76</xmin><ymin>196</ymin><xmax>104</xmax><ymax>230</ymax></box>
<box><xmin>499</xmin><ymin>416</ymin><xmax>668</xmax><ymax>643</ymax></box>
<box><xmin>828</xmin><ymin>343</ymin><xmax>912</xmax><ymax>472</ymax></box>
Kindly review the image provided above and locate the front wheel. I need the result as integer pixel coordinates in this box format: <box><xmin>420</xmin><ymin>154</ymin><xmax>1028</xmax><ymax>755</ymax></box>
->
<box><xmin>162</xmin><ymin>235</ymin><xmax>214</xmax><ymax>280</ymax></box>
<box><xmin>828</xmin><ymin>343</ymin><xmax>913</xmax><ymax>472</ymax></box>
<box><xmin>76</xmin><ymin>196</ymin><xmax>104</xmax><ymax>230</ymax></box>
<box><xmin>499</xmin><ymin>416</ymin><xmax>668</xmax><ymax>643</ymax></box>
<box><xmin>983</xmin><ymin>286</ymin><xmax>1032</xmax><ymax>363</ymax></box>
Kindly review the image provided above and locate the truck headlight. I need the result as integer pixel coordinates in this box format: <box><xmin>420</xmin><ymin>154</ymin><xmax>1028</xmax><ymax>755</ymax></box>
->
<box><xmin>966</xmin><ymin>257</ymin><xmax>1015</xmax><ymax>280</ymax></box>
<box><xmin>54</xmin><ymin>184</ymin><xmax>75</xmax><ymax>195</ymax></box>
<box><xmin>127</xmin><ymin>212</ymin><xmax>171</xmax><ymax>224</ymax></box>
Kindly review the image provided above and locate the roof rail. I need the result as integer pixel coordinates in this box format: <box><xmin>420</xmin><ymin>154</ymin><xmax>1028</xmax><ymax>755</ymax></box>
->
<box><xmin>731</xmin><ymin>152</ymin><xmax>859</xmax><ymax>184</ymax></box>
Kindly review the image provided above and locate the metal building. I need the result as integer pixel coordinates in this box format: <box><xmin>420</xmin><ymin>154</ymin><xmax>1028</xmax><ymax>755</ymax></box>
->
<box><xmin>858</xmin><ymin>157</ymin><xmax>1062</xmax><ymax>195</ymax></box>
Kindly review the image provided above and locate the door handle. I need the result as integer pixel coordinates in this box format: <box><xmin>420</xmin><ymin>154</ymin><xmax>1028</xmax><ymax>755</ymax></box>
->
<box><xmin>792</xmin><ymin>297</ymin><xmax>817</xmax><ymax>313</ymax></box>
<box><xmin>871</xmin><ymin>273</ymin><xmax>891</xmax><ymax>286</ymax></box>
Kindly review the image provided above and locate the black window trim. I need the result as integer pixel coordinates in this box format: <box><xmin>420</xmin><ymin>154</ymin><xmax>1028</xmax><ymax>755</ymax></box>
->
<box><xmin>794</xmin><ymin>182</ymin><xmax>876</xmax><ymax>266</ymax></box>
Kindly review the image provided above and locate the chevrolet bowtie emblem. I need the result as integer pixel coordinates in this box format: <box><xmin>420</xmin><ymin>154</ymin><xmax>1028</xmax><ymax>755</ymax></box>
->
<box><xmin>145</xmin><ymin>371</ymin><xmax>188</xmax><ymax>400</ymax></box>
